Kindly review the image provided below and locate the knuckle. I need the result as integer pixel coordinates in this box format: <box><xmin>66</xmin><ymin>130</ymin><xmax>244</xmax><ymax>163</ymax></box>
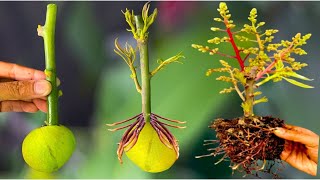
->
<box><xmin>9</xmin><ymin>63</ymin><xmax>18</xmax><ymax>79</ymax></box>
<box><xmin>1</xmin><ymin>101</ymin><xmax>14</xmax><ymax>112</ymax></box>
<box><xmin>22</xmin><ymin>103</ymin><xmax>38</xmax><ymax>113</ymax></box>
<box><xmin>11</xmin><ymin>81</ymin><xmax>25</xmax><ymax>97</ymax></box>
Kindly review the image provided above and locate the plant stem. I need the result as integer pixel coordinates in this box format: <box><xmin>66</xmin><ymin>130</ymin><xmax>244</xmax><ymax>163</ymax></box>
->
<box><xmin>39</xmin><ymin>4</ymin><xmax>58</xmax><ymax>125</ymax></box>
<box><xmin>224</xmin><ymin>18</ymin><xmax>244</xmax><ymax>71</ymax></box>
<box><xmin>135</xmin><ymin>15</ymin><xmax>151</xmax><ymax>122</ymax></box>
<box><xmin>252</xmin><ymin>23</ymin><xmax>264</xmax><ymax>51</ymax></box>
<box><xmin>244</xmin><ymin>78</ymin><xmax>255</xmax><ymax>117</ymax></box>
<box><xmin>229</xmin><ymin>69</ymin><xmax>245</xmax><ymax>102</ymax></box>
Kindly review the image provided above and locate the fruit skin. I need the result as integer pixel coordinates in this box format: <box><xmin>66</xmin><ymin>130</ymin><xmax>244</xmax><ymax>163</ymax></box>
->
<box><xmin>22</xmin><ymin>125</ymin><xmax>76</xmax><ymax>173</ymax></box>
<box><xmin>125</xmin><ymin>123</ymin><xmax>177</xmax><ymax>173</ymax></box>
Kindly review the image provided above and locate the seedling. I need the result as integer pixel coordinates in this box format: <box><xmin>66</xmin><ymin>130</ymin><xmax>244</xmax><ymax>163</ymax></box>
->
<box><xmin>107</xmin><ymin>3</ymin><xmax>186</xmax><ymax>173</ymax></box>
<box><xmin>22</xmin><ymin>4</ymin><xmax>76</xmax><ymax>173</ymax></box>
<box><xmin>192</xmin><ymin>2</ymin><xmax>313</xmax><ymax>177</ymax></box>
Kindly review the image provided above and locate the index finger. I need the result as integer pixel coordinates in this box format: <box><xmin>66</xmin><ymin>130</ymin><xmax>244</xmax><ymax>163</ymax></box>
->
<box><xmin>284</xmin><ymin>124</ymin><xmax>318</xmax><ymax>137</ymax></box>
<box><xmin>0</xmin><ymin>61</ymin><xmax>45</xmax><ymax>80</ymax></box>
<box><xmin>274</xmin><ymin>127</ymin><xmax>319</xmax><ymax>148</ymax></box>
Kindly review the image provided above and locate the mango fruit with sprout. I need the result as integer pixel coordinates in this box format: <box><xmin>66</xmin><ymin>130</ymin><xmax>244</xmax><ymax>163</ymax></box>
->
<box><xmin>108</xmin><ymin>2</ymin><xmax>185</xmax><ymax>173</ymax></box>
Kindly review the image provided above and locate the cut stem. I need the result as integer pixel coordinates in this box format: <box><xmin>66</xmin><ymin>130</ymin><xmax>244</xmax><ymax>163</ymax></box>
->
<box><xmin>135</xmin><ymin>15</ymin><xmax>151</xmax><ymax>122</ymax></box>
<box><xmin>38</xmin><ymin>4</ymin><xmax>58</xmax><ymax>125</ymax></box>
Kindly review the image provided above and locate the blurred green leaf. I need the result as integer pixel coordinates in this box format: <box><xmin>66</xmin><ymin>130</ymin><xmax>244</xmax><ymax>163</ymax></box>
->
<box><xmin>283</xmin><ymin>77</ymin><xmax>314</xmax><ymax>88</ymax></box>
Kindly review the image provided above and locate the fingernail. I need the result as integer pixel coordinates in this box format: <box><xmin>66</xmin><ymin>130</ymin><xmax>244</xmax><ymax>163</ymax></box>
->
<box><xmin>35</xmin><ymin>80</ymin><xmax>51</xmax><ymax>95</ymax></box>
<box><xmin>274</xmin><ymin>127</ymin><xmax>284</xmax><ymax>134</ymax></box>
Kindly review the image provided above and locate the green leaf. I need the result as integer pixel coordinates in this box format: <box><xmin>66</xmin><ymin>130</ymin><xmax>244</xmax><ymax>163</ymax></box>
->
<box><xmin>253</xmin><ymin>96</ymin><xmax>268</xmax><ymax>105</ymax></box>
<box><xmin>283</xmin><ymin>77</ymin><xmax>314</xmax><ymax>88</ymax></box>
<box><xmin>282</xmin><ymin>72</ymin><xmax>313</xmax><ymax>81</ymax></box>
<box><xmin>256</xmin><ymin>74</ymin><xmax>276</xmax><ymax>87</ymax></box>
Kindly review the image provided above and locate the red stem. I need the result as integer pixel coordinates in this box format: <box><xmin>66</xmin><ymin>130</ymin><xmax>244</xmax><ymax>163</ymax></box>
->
<box><xmin>243</xmin><ymin>53</ymin><xmax>251</xmax><ymax>62</ymax></box>
<box><xmin>255</xmin><ymin>61</ymin><xmax>276</xmax><ymax>80</ymax></box>
<box><xmin>255</xmin><ymin>43</ymin><xmax>294</xmax><ymax>81</ymax></box>
<box><xmin>226</xmin><ymin>28</ymin><xmax>244</xmax><ymax>71</ymax></box>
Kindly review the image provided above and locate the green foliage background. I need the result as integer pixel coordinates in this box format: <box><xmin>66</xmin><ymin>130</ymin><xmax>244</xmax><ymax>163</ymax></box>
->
<box><xmin>0</xmin><ymin>1</ymin><xmax>318</xmax><ymax>179</ymax></box>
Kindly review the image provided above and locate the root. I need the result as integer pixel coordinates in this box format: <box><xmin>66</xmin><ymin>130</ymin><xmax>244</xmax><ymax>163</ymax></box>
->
<box><xmin>198</xmin><ymin>116</ymin><xmax>285</xmax><ymax>178</ymax></box>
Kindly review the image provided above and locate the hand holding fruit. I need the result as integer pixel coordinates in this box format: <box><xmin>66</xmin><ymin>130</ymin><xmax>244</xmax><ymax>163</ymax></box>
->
<box><xmin>22</xmin><ymin>4</ymin><xmax>76</xmax><ymax>173</ymax></box>
<box><xmin>274</xmin><ymin>124</ymin><xmax>319</xmax><ymax>176</ymax></box>
<box><xmin>0</xmin><ymin>61</ymin><xmax>51</xmax><ymax>112</ymax></box>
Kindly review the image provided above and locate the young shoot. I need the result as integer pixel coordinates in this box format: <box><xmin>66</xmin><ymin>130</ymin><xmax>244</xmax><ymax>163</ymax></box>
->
<box><xmin>107</xmin><ymin>2</ymin><xmax>185</xmax><ymax>173</ymax></box>
<box><xmin>192</xmin><ymin>2</ymin><xmax>313</xmax><ymax>117</ymax></box>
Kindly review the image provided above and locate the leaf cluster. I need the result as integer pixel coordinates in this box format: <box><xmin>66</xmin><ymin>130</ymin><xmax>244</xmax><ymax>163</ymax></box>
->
<box><xmin>122</xmin><ymin>2</ymin><xmax>157</xmax><ymax>42</ymax></box>
<box><xmin>114</xmin><ymin>3</ymin><xmax>184</xmax><ymax>94</ymax></box>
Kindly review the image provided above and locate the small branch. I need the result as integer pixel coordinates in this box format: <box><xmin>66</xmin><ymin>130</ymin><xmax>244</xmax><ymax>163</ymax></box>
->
<box><xmin>114</xmin><ymin>39</ymin><xmax>142</xmax><ymax>93</ymax></box>
<box><xmin>255</xmin><ymin>42</ymin><xmax>294</xmax><ymax>81</ymax></box>
<box><xmin>215</xmin><ymin>51</ymin><xmax>237</xmax><ymax>59</ymax></box>
<box><xmin>229</xmin><ymin>69</ymin><xmax>245</xmax><ymax>101</ymax></box>
<box><xmin>131</xmin><ymin>71</ymin><xmax>142</xmax><ymax>93</ymax></box>
<box><xmin>255</xmin><ymin>61</ymin><xmax>276</xmax><ymax>81</ymax></box>
<box><xmin>224</xmin><ymin>18</ymin><xmax>245</xmax><ymax>71</ymax></box>
<box><xmin>243</xmin><ymin>53</ymin><xmax>251</xmax><ymax>62</ymax></box>
<box><xmin>232</xmin><ymin>30</ymin><xmax>242</xmax><ymax>34</ymax></box>
<box><xmin>255</xmin><ymin>32</ymin><xmax>264</xmax><ymax>51</ymax></box>
<box><xmin>150</xmin><ymin>52</ymin><xmax>184</xmax><ymax>77</ymax></box>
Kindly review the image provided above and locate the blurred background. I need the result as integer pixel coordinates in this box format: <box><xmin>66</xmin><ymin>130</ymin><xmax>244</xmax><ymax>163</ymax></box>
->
<box><xmin>0</xmin><ymin>1</ymin><xmax>319</xmax><ymax>179</ymax></box>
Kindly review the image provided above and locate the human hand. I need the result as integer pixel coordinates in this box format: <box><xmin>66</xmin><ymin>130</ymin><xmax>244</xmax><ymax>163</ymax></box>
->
<box><xmin>0</xmin><ymin>61</ymin><xmax>52</xmax><ymax>112</ymax></box>
<box><xmin>274</xmin><ymin>124</ymin><xmax>319</xmax><ymax>176</ymax></box>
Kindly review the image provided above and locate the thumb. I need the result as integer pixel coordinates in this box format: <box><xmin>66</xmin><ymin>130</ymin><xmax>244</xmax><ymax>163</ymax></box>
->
<box><xmin>0</xmin><ymin>80</ymin><xmax>51</xmax><ymax>101</ymax></box>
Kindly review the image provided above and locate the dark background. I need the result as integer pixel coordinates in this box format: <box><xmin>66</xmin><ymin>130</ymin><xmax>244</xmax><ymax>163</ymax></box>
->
<box><xmin>0</xmin><ymin>1</ymin><xmax>318</xmax><ymax>178</ymax></box>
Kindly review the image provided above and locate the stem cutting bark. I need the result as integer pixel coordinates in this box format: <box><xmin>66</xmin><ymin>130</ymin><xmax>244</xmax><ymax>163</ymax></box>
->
<box><xmin>244</xmin><ymin>78</ymin><xmax>255</xmax><ymax>117</ymax></box>
<box><xmin>135</xmin><ymin>15</ymin><xmax>151</xmax><ymax>123</ymax></box>
<box><xmin>38</xmin><ymin>4</ymin><xmax>58</xmax><ymax>125</ymax></box>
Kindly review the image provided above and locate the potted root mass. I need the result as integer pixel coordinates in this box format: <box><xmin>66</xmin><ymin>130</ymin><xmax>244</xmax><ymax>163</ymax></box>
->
<box><xmin>192</xmin><ymin>2</ymin><xmax>313</xmax><ymax>177</ymax></box>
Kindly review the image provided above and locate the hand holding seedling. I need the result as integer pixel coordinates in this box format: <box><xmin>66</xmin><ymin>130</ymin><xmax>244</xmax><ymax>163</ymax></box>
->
<box><xmin>0</xmin><ymin>61</ymin><xmax>51</xmax><ymax>112</ymax></box>
<box><xmin>193</xmin><ymin>2</ymin><xmax>314</xmax><ymax>178</ymax></box>
<box><xmin>274</xmin><ymin>125</ymin><xmax>319</xmax><ymax>176</ymax></box>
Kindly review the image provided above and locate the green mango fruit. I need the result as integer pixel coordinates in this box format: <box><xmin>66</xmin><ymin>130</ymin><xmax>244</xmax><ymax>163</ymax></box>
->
<box><xmin>22</xmin><ymin>125</ymin><xmax>76</xmax><ymax>173</ymax></box>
